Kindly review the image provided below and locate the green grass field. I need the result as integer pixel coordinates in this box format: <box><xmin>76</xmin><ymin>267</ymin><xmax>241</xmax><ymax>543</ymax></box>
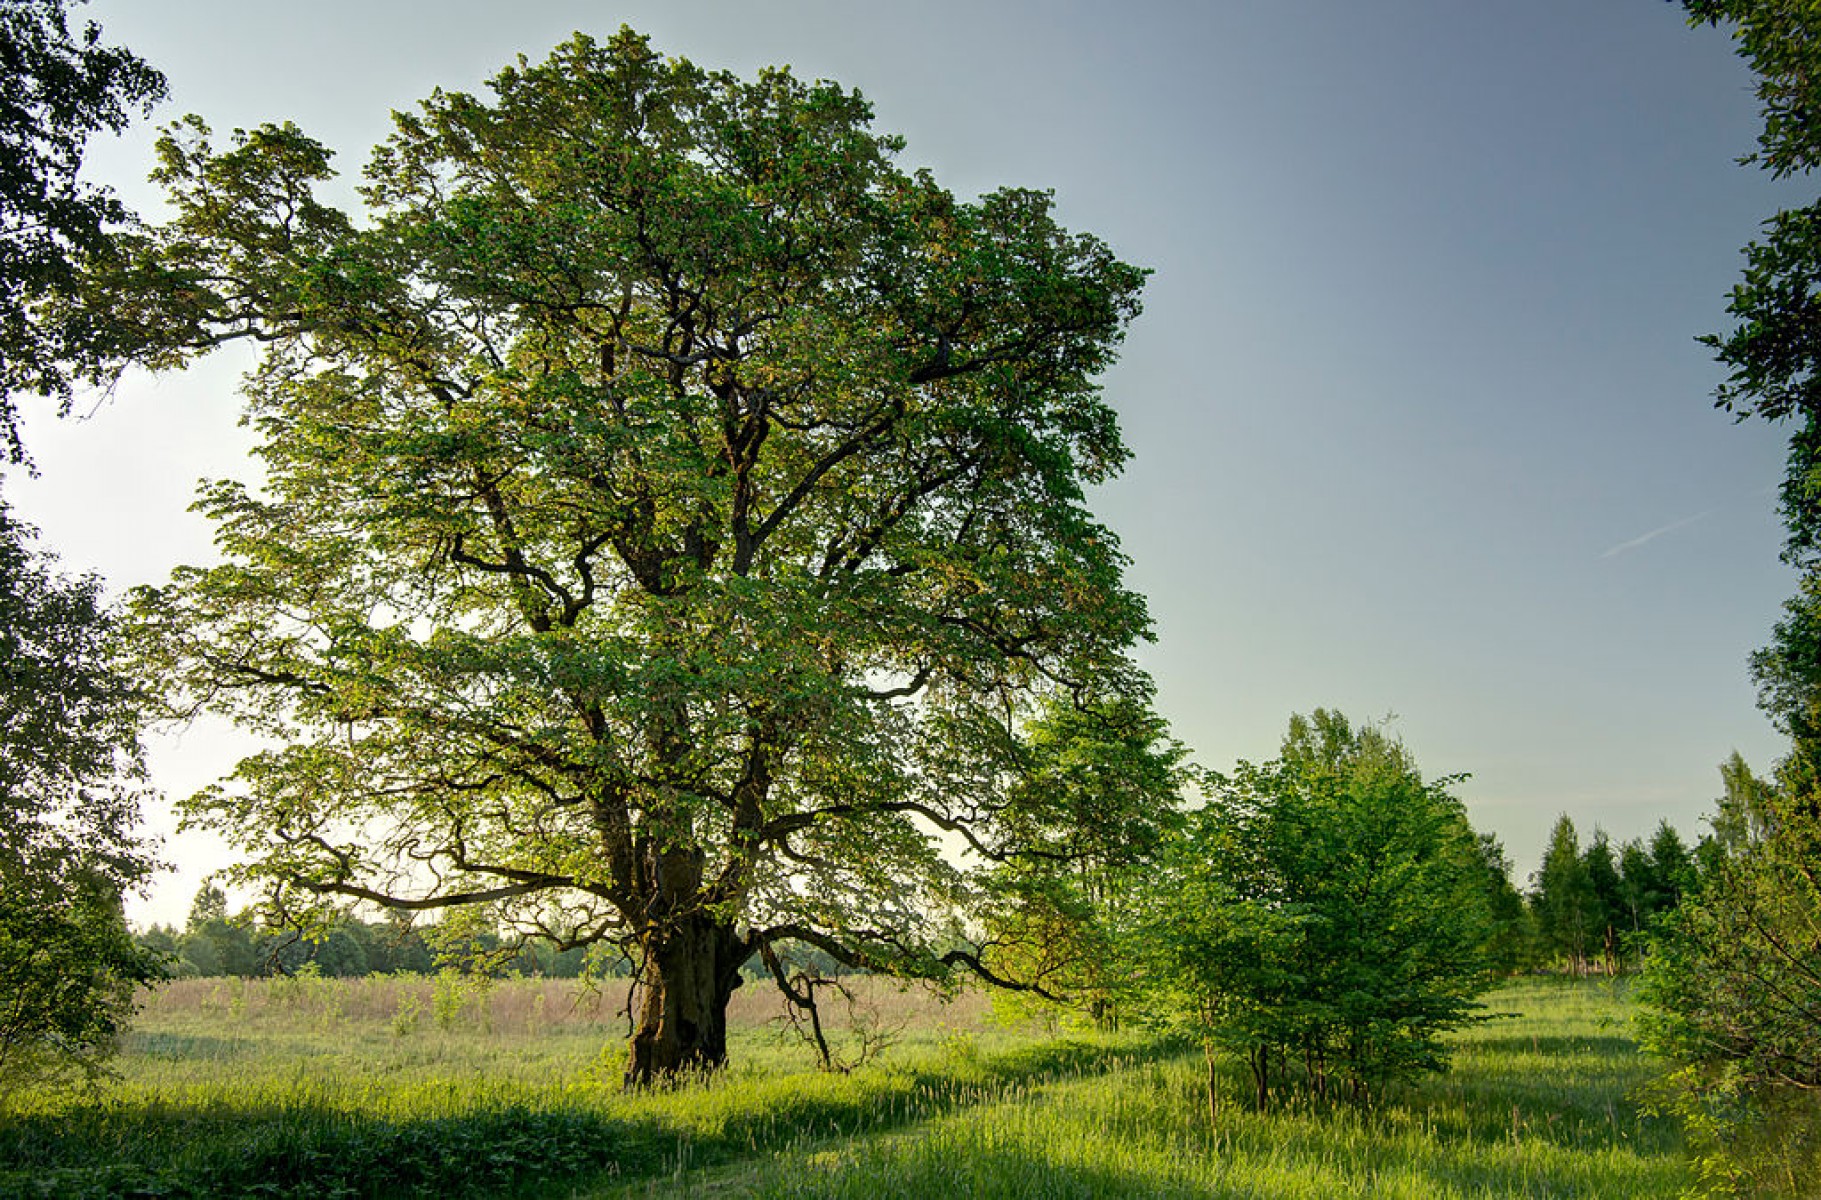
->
<box><xmin>0</xmin><ymin>976</ymin><xmax>1687</xmax><ymax>1199</ymax></box>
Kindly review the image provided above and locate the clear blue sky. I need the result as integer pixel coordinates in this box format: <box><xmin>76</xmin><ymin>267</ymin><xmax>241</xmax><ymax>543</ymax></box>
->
<box><xmin>6</xmin><ymin>0</ymin><xmax>1801</xmax><ymax>926</ymax></box>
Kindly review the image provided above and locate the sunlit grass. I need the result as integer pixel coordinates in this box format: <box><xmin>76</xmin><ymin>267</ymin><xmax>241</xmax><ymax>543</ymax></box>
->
<box><xmin>608</xmin><ymin>979</ymin><xmax>1688</xmax><ymax>1199</ymax></box>
<box><xmin>0</xmin><ymin>977</ymin><xmax>1687</xmax><ymax>1199</ymax></box>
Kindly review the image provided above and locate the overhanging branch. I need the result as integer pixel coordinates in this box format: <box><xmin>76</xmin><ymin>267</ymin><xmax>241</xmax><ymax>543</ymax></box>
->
<box><xmin>293</xmin><ymin>876</ymin><xmax>558</xmax><ymax>911</ymax></box>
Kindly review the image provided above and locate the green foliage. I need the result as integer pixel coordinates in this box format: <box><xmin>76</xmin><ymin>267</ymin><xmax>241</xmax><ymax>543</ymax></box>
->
<box><xmin>107</xmin><ymin>28</ymin><xmax>1155</xmax><ymax>1076</ymax></box>
<box><xmin>1473</xmin><ymin>831</ymin><xmax>1538</xmax><ymax>975</ymax></box>
<box><xmin>0</xmin><ymin>869</ymin><xmax>160</xmax><ymax>1091</ymax></box>
<box><xmin>1615</xmin><ymin>820</ymin><xmax>1697</xmax><ymax>955</ymax></box>
<box><xmin>1583</xmin><ymin>830</ymin><xmax>1625</xmax><ymax>974</ymax></box>
<box><xmin>1647</xmin><ymin>821</ymin><xmax>1697</xmax><ymax>904</ymax></box>
<box><xmin>1638</xmin><ymin>753</ymin><xmax>1821</xmax><ymax>1197</ymax></box>
<box><xmin>176</xmin><ymin>885</ymin><xmax>260</xmax><ymax>978</ymax></box>
<box><xmin>1529</xmin><ymin>816</ymin><xmax>1697</xmax><ymax>976</ymax></box>
<box><xmin>0</xmin><ymin>0</ymin><xmax>165</xmax><ymax>463</ymax></box>
<box><xmin>0</xmin><ymin>1</ymin><xmax>169</xmax><ymax>1051</ymax></box>
<box><xmin>145</xmin><ymin>882</ymin><xmax>623</xmax><ymax>982</ymax></box>
<box><xmin>1750</xmin><ymin>567</ymin><xmax>1821</xmax><ymax>740</ymax></box>
<box><xmin>1665</xmin><ymin>9</ymin><xmax>1821</xmax><ymax>1182</ymax></box>
<box><xmin>1140</xmin><ymin>711</ymin><xmax>1494</xmax><ymax>1111</ymax></box>
<box><xmin>433</xmin><ymin>968</ymin><xmax>494</xmax><ymax>1033</ymax></box>
<box><xmin>978</xmin><ymin>696</ymin><xmax>1192</xmax><ymax>1030</ymax></box>
<box><xmin>1676</xmin><ymin>0</ymin><xmax>1821</xmax><ymax>423</ymax></box>
<box><xmin>0</xmin><ymin>499</ymin><xmax>164</xmax><ymax>1086</ymax></box>
<box><xmin>1681</xmin><ymin>0</ymin><xmax>1821</xmax><ymax>180</ymax></box>
<box><xmin>1532</xmin><ymin>814</ymin><xmax>1596</xmax><ymax>974</ymax></box>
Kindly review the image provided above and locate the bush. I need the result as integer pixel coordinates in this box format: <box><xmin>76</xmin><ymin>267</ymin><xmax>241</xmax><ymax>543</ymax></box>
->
<box><xmin>1141</xmin><ymin>710</ymin><xmax>1493</xmax><ymax>1114</ymax></box>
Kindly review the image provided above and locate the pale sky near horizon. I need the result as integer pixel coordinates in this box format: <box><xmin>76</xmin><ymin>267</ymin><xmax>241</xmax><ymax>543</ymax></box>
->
<box><xmin>4</xmin><ymin>0</ymin><xmax>1804</xmax><ymax>927</ymax></box>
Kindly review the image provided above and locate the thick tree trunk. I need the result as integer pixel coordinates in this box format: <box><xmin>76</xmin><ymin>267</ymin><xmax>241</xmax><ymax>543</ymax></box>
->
<box><xmin>624</xmin><ymin>913</ymin><xmax>748</xmax><ymax>1086</ymax></box>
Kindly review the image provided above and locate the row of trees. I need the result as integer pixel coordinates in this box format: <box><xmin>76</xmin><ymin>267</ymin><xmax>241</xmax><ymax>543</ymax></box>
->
<box><xmin>1529</xmin><ymin>814</ymin><xmax>1695</xmax><ymax>976</ymax></box>
<box><xmin>153</xmin><ymin>707</ymin><xmax>1512</xmax><ymax>1116</ymax></box>
<box><xmin>139</xmin><ymin>885</ymin><xmax>607</xmax><ymax>979</ymax></box>
<box><xmin>149</xmin><ymin>802</ymin><xmax>1709</xmax><ymax>992</ymax></box>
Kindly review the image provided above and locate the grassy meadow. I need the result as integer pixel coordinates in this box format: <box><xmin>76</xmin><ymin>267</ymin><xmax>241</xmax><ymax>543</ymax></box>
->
<box><xmin>0</xmin><ymin>976</ymin><xmax>1688</xmax><ymax>1199</ymax></box>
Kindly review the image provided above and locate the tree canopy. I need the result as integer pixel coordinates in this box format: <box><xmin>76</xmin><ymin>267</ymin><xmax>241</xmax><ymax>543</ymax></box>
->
<box><xmin>1639</xmin><ymin>753</ymin><xmax>1821</xmax><ymax>1196</ymax></box>
<box><xmin>0</xmin><ymin>500</ymin><xmax>164</xmax><ymax>1086</ymax></box>
<box><xmin>115</xmin><ymin>29</ymin><xmax>1161</xmax><ymax>1082</ymax></box>
<box><xmin>975</xmin><ymin>696</ymin><xmax>1193</xmax><ymax>1032</ymax></box>
<box><xmin>1142</xmin><ymin>711</ymin><xmax>1492</xmax><ymax>1115</ymax></box>
<box><xmin>0</xmin><ymin>0</ymin><xmax>165</xmax><ymax>462</ymax></box>
<box><xmin>1675</xmin><ymin>1</ymin><xmax>1821</xmax><ymax>424</ymax></box>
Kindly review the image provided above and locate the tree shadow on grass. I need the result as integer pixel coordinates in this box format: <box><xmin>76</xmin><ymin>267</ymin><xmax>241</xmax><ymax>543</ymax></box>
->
<box><xmin>1459</xmin><ymin>1034</ymin><xmax>1641</xmax><ymax>1060</ymax></box>
<box><xmin>743</xmin><ymin>1143</ymin><xmax>1217</xmax><ymax>1200</ymax></box>
<box><xmin>123</xmin><ymin>1032</ymin><xmax>257</xmax><ymax>1062</ymax></box>
<box><xmin>1011</xmin><ymin>1031</ymin><xmax>1689</xmax><ymax>1200</ymax></box>
<box><xmin>0</xmin><ymin>1102</ymin><xmax>675</xmax><ymax>1199</ymax></box>
<box><xmin>0</xmin><ymin>1038</ymin><xmax>1171</xmax><ymax>1200</ymax></box>
<box><xmin>634</xmin><ymin>1047</ymin><xmax>1688</xmax><ymax>1200</ymax></box>
<box><xmin>1200</xmin><ymin>1112</ymin><xmax>1686</xmax><ymax>1200</ymax></box>
<box><xmin>701</xmin><ymin>1036</ymin><xmax>1172</xmax><ymax>1157</ymax></box>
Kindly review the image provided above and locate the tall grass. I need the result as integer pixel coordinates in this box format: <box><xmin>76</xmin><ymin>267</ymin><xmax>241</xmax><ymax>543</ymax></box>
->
<box><xmin>624</xmin><ymin>980</ymin><xmax>1685</xmax><ymax>1199</ymax></box>
<box><xmin>0</xmin><ymin>977</ymin><xmax>1685</xmax><ymax>1199</ymax></box>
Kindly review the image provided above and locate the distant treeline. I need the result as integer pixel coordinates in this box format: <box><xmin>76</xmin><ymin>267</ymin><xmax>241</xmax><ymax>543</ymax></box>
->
<box><xmin>134</xmin><ymin>884</ymin><xmax>852</xmax><ymax>982</ymax></box>
<box><xmin>147</xmin><ymin>812</ymin><xmax>1697</xmax><ymax>986</ymax></box>
<box><xmin>135</xmin><ymin>886</ymin><xmax>606</xmax><ymax>980</ymax></box>
<box><xmin>145</xmin><ymin>816</ymin><xmax>1699</xmax><ymax>984</ymax></box>
<box><xmin>1486</xmin><ymin>814</ymin><xmax>1697</xmax><ymax>977</ymax></box>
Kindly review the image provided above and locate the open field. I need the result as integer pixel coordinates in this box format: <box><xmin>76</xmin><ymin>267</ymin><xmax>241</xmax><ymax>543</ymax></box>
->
<box><xmin>0</xmin><ymin>977</ymin><xmax>1687</xmax><ymax>1198</ymax></box>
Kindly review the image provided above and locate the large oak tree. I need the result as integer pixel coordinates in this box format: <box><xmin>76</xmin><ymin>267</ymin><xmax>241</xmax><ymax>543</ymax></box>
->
<box><xmin>117</xmin><ymin>30</ymin><xmax>1164</xmax><ymax>1082</ymax></box>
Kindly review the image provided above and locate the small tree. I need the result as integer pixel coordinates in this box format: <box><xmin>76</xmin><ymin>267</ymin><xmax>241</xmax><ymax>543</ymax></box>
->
<box><xmin>1639</xmin><ymin>753</ymin><xmax>1821</xmax><ymax>1197</ymax></box>
<box><xmin>1617</xmin><ymin>837</ymin><xmax>1654</xmax><ymax>944</ymax></box>
<box><xmin>978</xmin><ymin>695</ymin><xmax>1191</xmax><ymax>1031</ymax></box>
<box><xmin>1582</xmin><ymin>829</ymin><xmax>1624</xmax><ymax>975</ymax></box>
<box><xmin>1646</xmin><ymin>819</ymin><xmax>1696</xmax><ymax>909</ymax></box>
<box><xmin>0</xmin><ymin>500</ymin><xmax>163</xmax><ymax>1087</ymax></box>
<box><xmin>1143</xmin><ymin>711</ymin><xmax>1492</xmax><ymax>1116</ymax></box>
<box><xmin>1616</xmin><ymin>823</ymin><xmax>1694</xmax><ymax>960</ymax></box>
<box><xmin>1531</xmin><ymin>814</ymin><xmax>1594</xmax><ymax>975</ymax></box>
<box><xmin>1474</xmin><ymin>831</ymin><xmax>1536</xmax><ymax>975</ymax></box>
<box><xmin>178</xmin><ymin>884</ymin><xmax>258</xmax><ymax>977</ymax></box>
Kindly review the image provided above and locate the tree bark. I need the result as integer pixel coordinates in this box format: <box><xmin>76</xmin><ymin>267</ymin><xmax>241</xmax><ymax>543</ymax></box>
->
<box><xmin>1250</xmin><ymin>1044</ymin><xmax>1270</xmax><ymax>1111</ymax></box>
<box><xmin>624</xmin><ymin>912</ymin><xmax>749</xmax><ymax>1086</ymax></box>
<box><xmin>1205</xmin><ymin>1042</ymin><xmax>1220</xmax><ymax>1130</ymax></box>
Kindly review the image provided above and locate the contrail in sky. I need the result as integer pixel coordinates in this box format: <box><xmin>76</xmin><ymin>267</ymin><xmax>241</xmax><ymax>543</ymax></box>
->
<box><xmin>1599</xmin><ymin>510</ymin><xmax>1714</xmax><ymax>559</ymax></box>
